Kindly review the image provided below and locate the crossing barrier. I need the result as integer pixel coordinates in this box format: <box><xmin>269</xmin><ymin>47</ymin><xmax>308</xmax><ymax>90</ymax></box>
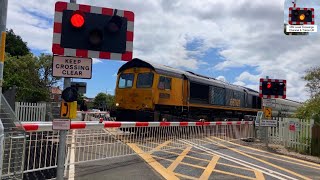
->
<box><xmin>3</xmin><ymin>120</ymin><xmax>254</xmax><ymax>179</ymax></box>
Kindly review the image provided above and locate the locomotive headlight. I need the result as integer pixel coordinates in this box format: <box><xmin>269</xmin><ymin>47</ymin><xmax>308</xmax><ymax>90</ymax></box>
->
<box><xmin>116</xmin><ymin>103</ymin><xmax>119</xmax><ymax>106</ymax></box>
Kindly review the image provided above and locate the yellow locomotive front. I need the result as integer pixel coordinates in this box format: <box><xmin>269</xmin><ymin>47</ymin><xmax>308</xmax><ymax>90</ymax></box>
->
<box><xmin>115</xmin><ymin>66</ymin><xmax>156</xmax><ymax>121</ymax></box>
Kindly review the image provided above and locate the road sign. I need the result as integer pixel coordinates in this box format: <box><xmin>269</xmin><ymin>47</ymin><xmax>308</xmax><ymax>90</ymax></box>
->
<box><xmin>260</xmin><ymin>119</ymin><xmax>277</xmax><ymax>127</ymax></box>
<box><xmin>52</xmin><ymin>119</ymin><xmax>71</xmax><ymax>130</ymax></box>
<box><xmin>259</xmin><ymin>78</ymin><xmax>286</xmax><ymax>99</ymax></box>
<box><xmin>263</xmin><ymin>99</ymin><xmax>276</xmax><ymax>108</ymax></box>
<box><xmin>52</xmin><ymin>1</ymin><xmax>134</xmax><ymax>61</ymax></box>
<box><xmin>264</xmin><ymin>107</ymin><xmax>272</xmax><ymax>119</ymax></box>
<box><xmin>52</xmin><ymin>55</ymin><xmax>92</xmax><ymax>79</ymax></box>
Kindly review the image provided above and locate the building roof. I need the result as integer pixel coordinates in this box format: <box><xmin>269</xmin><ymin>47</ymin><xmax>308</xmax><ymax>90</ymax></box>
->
<box><xmin>50</xmin><ymin>86</ymin><xmax>62</xmax><ymax>95</ymax></box>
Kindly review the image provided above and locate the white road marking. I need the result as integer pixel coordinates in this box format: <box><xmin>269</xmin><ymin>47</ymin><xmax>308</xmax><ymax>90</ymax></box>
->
<box><xmin>179</xmin><ymin>139</ymin><xmax>298</xmax><ymax>180</ymax></box>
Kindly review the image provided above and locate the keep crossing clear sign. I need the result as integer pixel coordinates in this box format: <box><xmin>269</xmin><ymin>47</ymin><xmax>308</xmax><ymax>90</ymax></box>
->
<box><xmin>52</xmin><ymin>56</ymin><xmax>92</xmax><ymax>79</ymax></box>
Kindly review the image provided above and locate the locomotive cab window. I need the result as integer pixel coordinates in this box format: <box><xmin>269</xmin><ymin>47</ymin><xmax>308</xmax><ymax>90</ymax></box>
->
<box><xmin>118</xmin><ymin>73</ymin><xmax>134</xmax><ymax>88</ymax></box>
<box><xmin>137</xmin><ymin>72</ymin><xmax>154</xmax><ymax>88</ymax></box>
<box><xmin>158</xmin><ymin>76</ymin><xmax>171</xmax><ymax>90</ymax></box>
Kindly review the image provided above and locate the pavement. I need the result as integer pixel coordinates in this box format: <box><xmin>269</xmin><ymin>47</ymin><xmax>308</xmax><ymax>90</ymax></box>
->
<box><xmin>63</xmin><ymin>133</ymin><xmax>320</xmax><ymax>180</ymax></box>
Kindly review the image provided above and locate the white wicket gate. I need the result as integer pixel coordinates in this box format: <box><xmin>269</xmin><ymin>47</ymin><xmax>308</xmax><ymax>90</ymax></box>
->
<box><xmin>268</xmin><ymin>118</ymin><xmax>314</xmax><ymax>152</ymax></box>
<box><xmin>15</xmin><ymin>102</ymin><xmax>47</xmax><ymax>122</ymax></box>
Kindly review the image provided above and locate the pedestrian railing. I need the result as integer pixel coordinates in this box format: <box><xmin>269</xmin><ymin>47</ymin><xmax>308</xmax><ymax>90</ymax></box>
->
<box><xmin>2</xmin><ymin>120</ymin><xmax>254</xmax><ymax>179</ymax></box>
<box><xmin>15</xmin><ymin>102</ymin><xmax>46</xmax><ymax>122</ymax></box>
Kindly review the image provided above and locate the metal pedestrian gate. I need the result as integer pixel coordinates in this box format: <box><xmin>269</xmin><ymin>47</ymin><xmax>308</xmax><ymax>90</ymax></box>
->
<box><xmin>2</xmin><ymin>120</ymin><xmax>254</xmax><ymax>179</ymax></box>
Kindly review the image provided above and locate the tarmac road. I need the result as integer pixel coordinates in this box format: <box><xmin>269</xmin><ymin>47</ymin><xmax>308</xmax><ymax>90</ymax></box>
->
<box><xmin>28</xmin><ymin>129</ymin><xmax>320</xmax><ymax>180</ymax></box>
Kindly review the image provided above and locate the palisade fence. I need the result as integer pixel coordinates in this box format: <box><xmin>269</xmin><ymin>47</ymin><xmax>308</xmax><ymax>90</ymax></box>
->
<box><xmin>15</xmin><ymin>102</ymin><xmax>47</xmax><ymax>122</ymax></box>
<box><xmin>268</xmin><ymin>118</ymin><xmax>314</xmax><ymax>154</ymax></box>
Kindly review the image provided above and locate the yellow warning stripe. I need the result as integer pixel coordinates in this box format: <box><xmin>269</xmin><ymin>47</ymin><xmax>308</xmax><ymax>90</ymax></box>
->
<box><xmin>206</xmin><ymin>138</ymin><xmax>312</xmax><ymax>180</ymax></box>
<box><xmin>212</xmin><ymin>137</ymin><xmax>320</xmax><ymax>169</ymax></box>
<box><xmin>127</xmin><ymin>143</ymin><xmax>179</xmax><ymax>180</ymax></box>
<box><xmin>199</xmin><ymin>155</ymin><xmax>220</xmax><ymax>179</ymax></box>
<box><xmin>174</xmin><ymin>173</ymin><xmax>198</xmax><ymax>180</ymax></box>
<box><xmin>167</xmin><ymin>146</ymin><xmax>192</xmax><ymax>171</ymax></box>
<box><xmin>254</xmin><ymin>170</ymin><xmax>265</xmax><ymax>180</ymax></box>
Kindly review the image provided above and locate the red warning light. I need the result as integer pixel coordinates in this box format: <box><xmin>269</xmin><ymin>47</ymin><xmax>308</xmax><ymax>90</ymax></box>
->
<box><xmin>267</xmin><ymin>83</ymin><xmax>272</xmax><ymax>89</ymax></box>
<box><xmin>70</xmin><ymin>12</ymin><xmax>85</xmax><ymax>28</ymax></box>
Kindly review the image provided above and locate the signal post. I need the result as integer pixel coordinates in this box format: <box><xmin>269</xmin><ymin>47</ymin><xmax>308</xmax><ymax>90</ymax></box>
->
<box><xmin>52</xmin><ymin>1</ymin><xmax>135</xmax><ymax>179</ymax></box>
<box><xmin>258</xmin><ymin>77</ymin><xmax>287</xmax><ymax>147</ymax></box>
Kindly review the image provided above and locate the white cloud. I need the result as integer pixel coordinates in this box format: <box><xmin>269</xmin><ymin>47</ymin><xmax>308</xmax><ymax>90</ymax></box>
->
<box><xmin>92</xmin><ymin>58</ymin><xmax>102</xmax><ymax>64</ymax></box>
<box><xmin>216</xmin><ymin>76</ymin><xmax>226</xmax><ymax>82</ymax></box>
<box><xmin>5</xmin><ymin>0</ymin><xmax>318</xmax><ymax>101</ymax></box>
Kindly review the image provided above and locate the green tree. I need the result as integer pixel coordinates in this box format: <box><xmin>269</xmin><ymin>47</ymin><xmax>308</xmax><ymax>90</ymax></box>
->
<box><xmin>106</xmin><ymin>94</ymin><xmax>115</xmax><ymax>110</ymax></box>
<box><xmin>303</xmin><ymin>66</ymin><xmax>320</xmax><ymax>97</ymax></box>
<box><xmin>3</xmin><ymin>53</ymin><xmax>61</xmax><ymax>102</ymax></box>
<box><xmin>296</xmin><ymin>66</ymin><xmax>320</xmax><ymax>123</ymax></box>
<box><xmin>5</xmin><ymin>29</ymin><xmax>30</xmax><ymax>56</ymax></box>
<box><xmin>93</xmin><ymin>93</ymin><xmax>115</xmax><ymax>110</ymax></box>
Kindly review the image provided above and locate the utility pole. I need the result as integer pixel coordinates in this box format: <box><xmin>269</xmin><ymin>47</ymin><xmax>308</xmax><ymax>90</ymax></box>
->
<box><xmin>0</xmin><ymin>1</ymin><xmax>8</xmax><ymax>179</ymax></box>
<box><xmin>0</xmin><ymin>0</ymin><xmax>8</xmax><ymax>103</ymax></box>
<box><xmin>56</xmin><ymin>0</ymin><xmax>76</xmax><ymax>179</ymax></box>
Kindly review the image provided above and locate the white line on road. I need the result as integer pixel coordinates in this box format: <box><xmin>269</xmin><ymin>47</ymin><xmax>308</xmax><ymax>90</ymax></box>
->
<box><xmin>179</xmin><ymin>139</ymin><xmax>298</xmax><ymax>180</ymax></box>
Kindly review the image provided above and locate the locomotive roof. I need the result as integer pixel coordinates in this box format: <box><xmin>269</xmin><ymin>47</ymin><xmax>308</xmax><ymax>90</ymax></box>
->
<box><xmin>118</xmin><ymin>58</ymin><xmax>258</xmax><ymax>94</ymax></box>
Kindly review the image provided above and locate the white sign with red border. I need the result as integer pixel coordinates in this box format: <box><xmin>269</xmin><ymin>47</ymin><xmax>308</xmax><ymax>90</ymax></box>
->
<box><xmin>52</xmin><ymin>55</ymin><xmax>92</xmax><ymax>79</ymax></box>
<box><xmin>52</xmin><ymin>119</ymin><xmax>71</xmax><ymax>130</ymax></box>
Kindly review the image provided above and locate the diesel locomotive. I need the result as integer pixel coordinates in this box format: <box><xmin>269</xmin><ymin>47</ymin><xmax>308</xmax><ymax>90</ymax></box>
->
<box><xmin>113</xmin><ymin>58</ymin><xmax>267</xmax><ymax>122</ymax></box>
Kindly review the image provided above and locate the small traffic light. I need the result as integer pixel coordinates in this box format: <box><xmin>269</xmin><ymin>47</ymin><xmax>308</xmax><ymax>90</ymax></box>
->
<box><xmin>259</xmin><ymin>78</ymin><xmax>286</xmax><ymax>99</ymax></box>
<box><xmin>52</xmin><ymin>1</ymin><xmax>135</xmax><ymax>61</ymax></box>
<box><xmin>289</xmin><ymin>7</ymin><xmax>314</xmax><ymax>25</ymax></box>
<box><xmin>61</xmin><ymin>87</ymin><xmax>78</xmax><ymax>102</ymax></box>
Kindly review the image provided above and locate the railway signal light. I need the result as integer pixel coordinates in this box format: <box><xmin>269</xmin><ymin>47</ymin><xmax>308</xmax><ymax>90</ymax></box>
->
<box><xmin>259</xmin><ymin>78</ymin><xmax>286</xmax><ymax>99</ymax></box>
<box><xmin>52</xmin><ymin>1</ymin><xmax>135</xmax><ymax>61</ymax></box>
<box><xmin>70</xmin><ymin>11</ymin><xmax>85</xmax><ymax>28</ymax></box>
<box><xmin>289</xmin><ymin>7</ymin><xmax>314</xmax><ymax>25</ymax></box>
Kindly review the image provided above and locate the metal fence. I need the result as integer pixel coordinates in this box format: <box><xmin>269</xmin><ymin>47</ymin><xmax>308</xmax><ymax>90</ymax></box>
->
<box><xmin>15</xmin><ymin>102</ymin><xmax>46</xmax><ymax>122</ymax></box>
<box><xmin>2</xmin><ymin>121</ymin><xmax>254</xmax><ymax>179</ymax></box>
<box><xmin>268</xmin><ymin>118</ymin><xmax>314</xmax><ymax>153</ymax></box>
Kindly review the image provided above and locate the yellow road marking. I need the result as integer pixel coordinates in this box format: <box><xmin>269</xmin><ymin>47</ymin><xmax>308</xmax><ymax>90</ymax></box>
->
<box><xmin>180</xmin><ymin>161</ymin><xmax>207</xmax><ymax>170</ymax></box>
<box><xmin>127</xmin><ymin>143</ymin><xmax>179</xmax><ymax>180</ymax></box>
<box><xmin>174</xmin><ymin>173</ymin><xmax>198</xmax><ymax>180</ymax></box>
<box><xmin>254</xmin><ymin>170</ymin><xmax>265</xmax><ymax>180</ymax></box>
<box><xmin>214</xmin><ymin>169</ymin><xmax>256</xmax><ymax>180</ymax></box>
<box><xmin>211</xmin><ymin>137</ymin><xmax>320</xmax><ymax>169</ymax></box>
<box><xmin>218</xmin><ymin>162</ymin><xmax>253</xmax><ymax>171</ymax></box>
<box><xmin>161</xmin><ymin>149</ymin><xmax>211</xmax><ymax>163</ymax></box>
<box><xmin>206</xmin><ymin>138</ymin><xmax>312</xmax><ymax>180</ymax></box>
<box><xmin>199</xmin><ymin>155</ymin><xmax>220</xmax><ymax>179</ymax></box>
<box><xmin>167</xmin><ymin>146</ymin><xmax>192</xmax><ymax>171</ymax></box>
<box><xmin>152</xmin><ymin>155</ymin><xmax>174</xmax><ymax>162</ymax></box>
<box><xmin>243</xmin><ymin>150</ymin><xmax>320</xmax><ymax>171</ymax></box>
<box><xmin>136</xmin><ymin>144</ymin><xmax>154</xmax><ymax>150</ymax></box>
<box><xmin>152</xmin><ymin>155</ymin><xmax>209</xmax><ymax>170</ymax></box>
<box><xmin>185</xmin><ymin>155</ymin><xmax>210</xmax><ymax>162</ymax></box>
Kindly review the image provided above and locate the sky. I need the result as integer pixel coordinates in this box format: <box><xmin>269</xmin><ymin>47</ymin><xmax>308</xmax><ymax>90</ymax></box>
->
<box><xmin>5</xmin><ymin>0</ymin><xmax>320</xmax><ymax>101</ymax></box>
